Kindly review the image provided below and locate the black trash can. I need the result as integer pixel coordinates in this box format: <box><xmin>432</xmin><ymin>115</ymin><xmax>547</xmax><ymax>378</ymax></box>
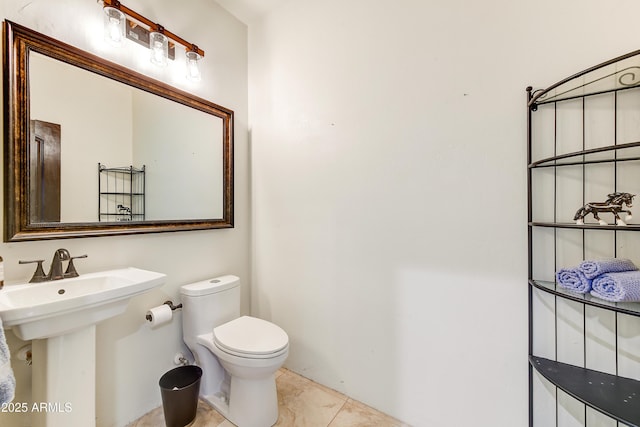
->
<box><xmin>159</xmin><ymin>365</ymin><xmax>202</xmax><ymax>427</ymax></box>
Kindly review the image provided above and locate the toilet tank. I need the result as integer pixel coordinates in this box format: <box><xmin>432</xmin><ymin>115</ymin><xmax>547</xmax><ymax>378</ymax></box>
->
<box><xmin>180</xmin><ymin>275</ymin><xmax>241</xmax><ymax>340</ymax></box>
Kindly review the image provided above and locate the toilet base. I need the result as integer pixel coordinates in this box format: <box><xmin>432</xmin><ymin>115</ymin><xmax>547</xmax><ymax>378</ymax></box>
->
<box><xmin>201</xmin><ymin>373</ymin><xmax>278</xmax><ymax>427</ymax></box>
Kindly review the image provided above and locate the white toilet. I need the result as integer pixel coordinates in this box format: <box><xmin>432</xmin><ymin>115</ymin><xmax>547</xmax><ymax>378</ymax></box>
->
<box><xmin>180</xmin><ymin>275</ymin><xmax>288</xmax><ymax>427</ymax></box>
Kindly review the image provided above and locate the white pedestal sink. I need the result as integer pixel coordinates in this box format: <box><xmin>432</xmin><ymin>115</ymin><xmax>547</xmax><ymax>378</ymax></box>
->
<box><xmin>0</xmin><ymin>267</ymin><xmax>166</xmax><ymax>427</ymax></box>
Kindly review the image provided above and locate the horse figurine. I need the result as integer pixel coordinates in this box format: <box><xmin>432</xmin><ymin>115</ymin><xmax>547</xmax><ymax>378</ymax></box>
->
<box><xmin>574</xmin><ymin>192</ymin><xmax>635</xmax><ymax>226</ymax></box>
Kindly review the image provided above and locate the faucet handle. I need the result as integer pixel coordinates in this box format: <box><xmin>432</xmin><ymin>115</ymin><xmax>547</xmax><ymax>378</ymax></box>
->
<box><xmin>18</xmin><ymin>259</ymin><xmax>47</xmax><ymax>283</ymax></box>
<box><xmin>64</xmin><ymin>254</ymin><xmax>88</xmax><ymax>278</ymax></box>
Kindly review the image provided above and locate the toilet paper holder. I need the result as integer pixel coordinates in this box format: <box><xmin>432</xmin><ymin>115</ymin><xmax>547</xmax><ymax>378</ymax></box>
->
<box><xmin>145</xmin><ymin>300</ymin><xmax>182</xmax><ymax>322</ymax></box>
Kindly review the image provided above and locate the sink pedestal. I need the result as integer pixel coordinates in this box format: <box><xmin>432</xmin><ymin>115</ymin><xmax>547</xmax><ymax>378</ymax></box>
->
<box><xmin>31</xmin><ymin>326</ymin><xmax>96</xmax><ymax>427</ymax></box>
<box><xmin>0</xmin><ymin>267</ymin><xmax>167</xmax><ymax>427</ymax></box>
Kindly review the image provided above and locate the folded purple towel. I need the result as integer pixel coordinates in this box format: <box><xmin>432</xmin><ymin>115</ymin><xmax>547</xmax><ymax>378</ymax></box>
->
<box><xmin>591</xmin><ymin>271</ymin><xmax>640</xmax><ymax>302</ymax></box>
<box><xmin>556</xmin><ymin>268</ymin><xmax>592</xmax><ymax>293</ymax></box>
<box><xmin>579</xmin><ymin>258</ymin><xmax>638</xmax><ymax>279</ymax></box>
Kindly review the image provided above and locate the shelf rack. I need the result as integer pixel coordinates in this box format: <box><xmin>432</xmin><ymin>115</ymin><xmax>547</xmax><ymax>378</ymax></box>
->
<box><xmin>98</xmin><ymin>163</ymin><xmax>145</xmax><ymax>222</ymax></box>
<box><xmin>531</xmin><ymin>280</ymin><xmax>640</xmax><ymax>318</ymax></box>
<box><xmin>530</xmin><ymin>356</ymin><xmax>640</xmax><ymax>427</ymax></box>
<box><xmin>528</xmin><ymin>47</ymin><xmax>640</xmax><ymax>427</ymax></box>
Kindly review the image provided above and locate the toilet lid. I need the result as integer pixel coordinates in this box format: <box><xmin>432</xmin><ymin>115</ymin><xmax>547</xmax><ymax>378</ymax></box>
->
<box><xmin>213</xmin><ymin>316</ymin><xmax>289</xmax><ymax>356</ymax></box>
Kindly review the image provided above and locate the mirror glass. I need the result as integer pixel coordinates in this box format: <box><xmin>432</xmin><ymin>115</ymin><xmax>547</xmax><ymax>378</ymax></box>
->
<box><xmin>4</xmin><ymin>21</ymin><xmax>234</xmax><ymax>241</ymax></box>
<box><xmin>30</xmin><ymin>52</ymin><xmax>224</xmax><ymax>222</ymax></box>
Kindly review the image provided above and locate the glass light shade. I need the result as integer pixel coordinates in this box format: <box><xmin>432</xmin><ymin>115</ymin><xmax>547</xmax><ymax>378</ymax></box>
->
<box><xmin>149</xmin><ymin>31</ymin><xmax>169</xmax><ymax>67</ymax></box>
<box><xmin>185</xmin><ymin>51</ymin><xmax>202</xmax><ymax>82</ymax></box>
<box><xmin>103</xmin><ymin>6</ymin><xmax>126</xmax><ymax>47</ymax></box>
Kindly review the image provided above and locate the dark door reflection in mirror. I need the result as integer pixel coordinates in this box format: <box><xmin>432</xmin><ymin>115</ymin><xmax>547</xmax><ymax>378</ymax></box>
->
<box><xmin>30</xmin><ymin>120</ymin><xmax>61</xmax><ymax>223</ymax></box>
<box><xmin>3</xmin><ymin>21</ymin><xmax>234</xmax><ymax>241</ymax></box>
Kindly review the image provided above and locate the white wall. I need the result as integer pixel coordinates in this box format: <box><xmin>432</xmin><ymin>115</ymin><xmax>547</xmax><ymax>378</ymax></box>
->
<box><xmin>248</xmin><ymin>1</ymin><xmax>640</xmax><ymax>426</ymax></box>
<box><xmin>0</xmin><ymin>1</ymin><xmax>248</xmax><ymax>426</ymax></box>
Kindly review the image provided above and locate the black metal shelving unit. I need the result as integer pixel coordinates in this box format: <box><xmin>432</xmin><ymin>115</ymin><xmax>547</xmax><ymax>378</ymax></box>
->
<box><xmin>98</xmin><ymin>163</ymin><xmax>145</xmax><ymax>222</ymax></box>
<box><xmin>528</xmin><ymin>48</ymin><xmax>640</xmax><ymax>427</ymax></box>
<box><xmin>531</xmin><ymin>356</ymin><xmax>640</xmax><ymax>426</ymax></box>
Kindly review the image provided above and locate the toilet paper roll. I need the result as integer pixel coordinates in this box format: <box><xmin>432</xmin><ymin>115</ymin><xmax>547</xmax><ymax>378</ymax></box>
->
<box><xmin>146</xmin><ymin>304</ymin><xmax>172</xmax><ymax>327</ymax></box>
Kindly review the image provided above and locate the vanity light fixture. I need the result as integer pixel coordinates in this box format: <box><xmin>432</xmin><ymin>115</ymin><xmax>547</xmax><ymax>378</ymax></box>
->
<box><xmin>99</xmin><ymin>0</ymin><xmax>205</xmax><ymax>75</ymax></box>
<box><xmin>103</xmin><ymin>4</ymin><xmax>126</xmax><ymax>46</ymax></box>
<box><xmin>149</xmin><ymin>28</ymin><xmax>169</xmax><ymax>67</ymax></box>
<box><xmin>185</xmin><ymin>49</ymin><xmax>202</xmax><ymax>81</ymax></box>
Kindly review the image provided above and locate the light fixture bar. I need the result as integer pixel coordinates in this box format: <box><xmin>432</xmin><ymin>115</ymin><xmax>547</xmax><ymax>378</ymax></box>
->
<box><xmin>101</xmin><ymin>0</ymin><xmax>204</xmax><ymax>57</ymax></box>
<box><xmin>125</xmin><ymin>20</ymin><xmax>176</xmax><ymax>59</ymax></box>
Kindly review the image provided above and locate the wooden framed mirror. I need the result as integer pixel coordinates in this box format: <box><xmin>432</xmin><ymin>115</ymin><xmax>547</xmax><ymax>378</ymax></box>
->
<box><xmin>3</xmin><ymin>20</ymin><xmax>234</xmax><ymax>241</ymax></box>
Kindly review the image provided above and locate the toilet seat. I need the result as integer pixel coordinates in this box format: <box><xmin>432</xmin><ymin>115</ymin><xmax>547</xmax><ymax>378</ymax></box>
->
<box><xmin>213</xmin><ymin>316</ymin><xmax>289</xmax><ymax>359</ymax></box>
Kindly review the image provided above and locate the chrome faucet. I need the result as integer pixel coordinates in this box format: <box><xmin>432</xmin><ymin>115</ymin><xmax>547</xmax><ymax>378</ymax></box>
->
<box><xmin>19</xmin><ymin>249</ymin><xmax>87</xmax><ymax>283</ymax></box>
<box><xmin>47</xmin><ymin>248</ymin><xmax>71</xmax><ymax>281</ymax></box>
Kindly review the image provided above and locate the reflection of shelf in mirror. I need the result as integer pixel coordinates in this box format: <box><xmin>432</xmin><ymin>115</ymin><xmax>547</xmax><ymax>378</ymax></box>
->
<box><xmin>98</xmin><ymin>163</ymin><xmax>145</xmax><ymax>222</ymax></box>
<box><xmin>99</xmin><ymin>213</ymin><xmax>145</xmax><ymax>222</ymax></box>
<box><xmin>98</xmin><ymin>165</ymin><xmax>145</xmax><ymax>174</ymax></box>
<box><xmin>530</xmin><ymin>356</ymin><xmax>640</xmax><ymax>427</ymax></box>
<box><xmin>99</xmin><ymin>215</ymin><xmax>144</xmax><ymax>217</ymax></box>
<box><xmin>529</xmin><ymin>141</ymin><xmax>640</xmax><ymax>168</ymax></box>
<box><xmin>99</xmin><ymin>213</ymin><xmax>145</xmax><ymax>216</ymax></box>
<box><xmin>99</xmin><ymin>192</ymin><xmax>144</xmax><ymax>196</ymax></box>
<box><xmin>530</xmin><ymin>279</ymin><xmax>640</xmax><ymax>317</ymax></box>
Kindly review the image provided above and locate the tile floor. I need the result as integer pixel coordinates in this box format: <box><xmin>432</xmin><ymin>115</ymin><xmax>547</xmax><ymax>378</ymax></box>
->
<box><xmin>129</xmin><ymin>368</ymin><xmax>409</xmax><ymax>427</ymax></box>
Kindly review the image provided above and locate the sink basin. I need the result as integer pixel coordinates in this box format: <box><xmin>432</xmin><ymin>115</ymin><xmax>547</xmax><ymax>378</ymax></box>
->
<box><xmin>0</xmin><ymin>267</ymin><xmax>166</xmax><ymax>340</ymax></box>
<box><xmin>0</xmin><ymin>266</ymin><xmax>166</xmax><ymax>427</ymax></box>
